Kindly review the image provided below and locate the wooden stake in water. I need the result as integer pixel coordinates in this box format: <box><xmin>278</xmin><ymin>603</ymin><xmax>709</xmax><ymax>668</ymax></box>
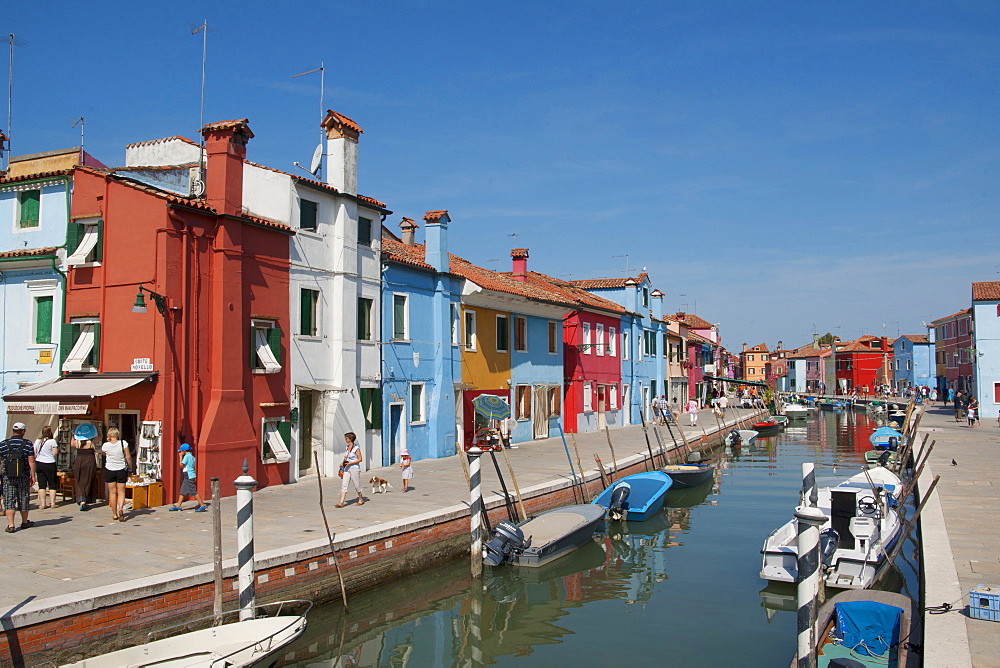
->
<box><xmin>314</xmin><ymin>451</ymin><xmax>349</xmax><ymax>610</ymax></box>
<box><xmin>604</xmin><ymin>426</ymin><xmax>619</xmax><ymax>477</ymax></box>
<box><xmin>570</xmin><ymin>433</ymin><xmax>590</xmax><ymax>502</ymax></box>
<box><xmin>211</xmin><ymin>477</ymin><xmax>223</xmax><ymax>622</ymax></box>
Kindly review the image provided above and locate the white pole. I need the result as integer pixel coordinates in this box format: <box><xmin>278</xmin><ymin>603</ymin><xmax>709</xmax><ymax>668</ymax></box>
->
<box><xmin>795</xmin><ymin>505</ymin><xmax>828</xmax><ymax>668</ymax></box>
<box><xmin>801</xmin><ymin>462</ymin><xmax>817</xmax><ymax>508</ymax></box>
<box><xmin>468</xmin><ymin>448</ymin><xmax>483</xmax><ymax>578</ymax></box>
<box><xmin>234</xmin><ymin>458</ymin><xmax>258</xmax><ymax>621</ymax></box>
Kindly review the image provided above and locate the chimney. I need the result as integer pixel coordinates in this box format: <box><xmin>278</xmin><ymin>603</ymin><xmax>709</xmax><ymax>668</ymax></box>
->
<box><xmin>201</xmin><ymin>119</ymin><xmax>253</xmax><ymax>217</ymax></box>
<box><xmin>676</xmin><ymin>312</ymin><xmax>686</xmax><ymax>321</ymax></box>
<box><xmin>321</xmin><ymin>110</ymin><xmax>362</xmax><ymax>195</ymax></box>
<box><xmin>650</xmin><ymin>289</ymin><xmax>664</xmax><ymax>320</ymax></box>
<box><xmin>399</xmin><ymin>217</ymin><xmax>418</xmax><ymax>246</ymax></box>
<box><xmin>742</xmin><ymin>342</ymin><xmax>747</xmax><ymax>352</ymax></box>
<box><xmin>813</xmin><ymin>334</ymin><xmax>820</xmax><ymax>349</ymax></box>
<box><xmin>423</xmin><ymin>210</ymin><xmax>450</xmax><ymax>273</ymax></box>
<box><xmin>511</xmin><ymin>248</ymin><xmax>529</xmax><ymax>281</ymax></box>
<box><xmin>624</xmin><ymin>278</ymin><xmax>638</xmax><ymax>312</ymax></box>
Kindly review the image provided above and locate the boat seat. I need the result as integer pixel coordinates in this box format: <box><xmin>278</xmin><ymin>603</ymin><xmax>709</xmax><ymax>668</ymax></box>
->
<box><xmin>523</xmin><ymin>511</ymin><xmax>590</xmax><ymax>544</ymax></box>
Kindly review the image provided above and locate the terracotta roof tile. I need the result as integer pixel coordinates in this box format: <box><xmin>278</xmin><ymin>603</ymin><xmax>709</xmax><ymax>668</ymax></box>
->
<box><xmin>201</xmin><ymin>119</ymin><xmax>254</xmax><ymax>137</ymax></box>
<box><xmin>671</xmin><ymin>312</ymin><xmax>714</xmax><ymax>330</ymax></box>
<box><xmin>322</xmin><ymin>110</ymin><xmax>364</xmax><ymax>135</ymax></box>
<box><xmin>973</xmin><ymin>281</ymin><xmax>1000</xmax><ymax>301</ymax></box>
<box><xmin>931</xmin><ymin>308</ymin><xmax>972</xmax><ymax>324</ymax></box>
<box><xmin>0</xmin><ymin>247</ymin><xmax>58</xmax><ymax>259</ymax></box>
<box><xmin>0</xmin><ymin>169</ymin><xmax>74</xmax><ymax>185</ymax></box>
<box><xmin>900</xmin><ymin>334</ymin><xmax>929</xmax><ymax>344</ymax></box>
<box><xmin>569</xmin><ymin>273</ymin><xmax>649</xmax><ymax>289</ymax></box>
<box><xmin>382</xmin><ymin>234</ymin><xmax>434</xmax><ymax>271</ymax></box>
<box><xmin>423</xmin><ymin>210</ymin><xmax>449</xmax><ymax>222</ymax></box>
<box><xmin>516</xmin><ymin>272</ymin><xmax>628</xmax><ymax>315</ymax></box>
<box><xmin>125</xmin><ymin>135</ymin><xmax>200</xmax><ymax>149</ymax></box>
<box><xmin>243</xmin><ymin>160</ymin><xmax>388</xmax><ymax>210</ymax></box>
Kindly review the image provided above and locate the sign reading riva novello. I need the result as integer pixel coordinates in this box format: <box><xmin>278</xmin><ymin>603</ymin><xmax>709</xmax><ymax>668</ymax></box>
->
<box><xmin>131</xmin><ymin>358</ymin><xmax>154</xmax><ymax>372</ymax></box>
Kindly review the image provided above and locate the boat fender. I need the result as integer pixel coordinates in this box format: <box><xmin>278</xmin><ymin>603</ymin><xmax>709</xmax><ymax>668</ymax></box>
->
<box><xmin>483</xmin><ymin>521</ymin><xmax>527</xmax><ymax>567</ymax></box>
<box><xmin>819</xmin><ymin>527</ymin><xmax>840</xmax><ymax>569</ymax></box>
<box><xmin>608</xmin><ymin>482</ymin><xmax>631</xmax><ymax>522</ymax></box>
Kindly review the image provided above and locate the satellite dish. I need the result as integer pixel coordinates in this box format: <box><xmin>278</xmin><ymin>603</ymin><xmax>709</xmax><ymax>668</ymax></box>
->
<box><xmin>309</xmin><ymin>143</ymin><xmax>323</xmax><ymax>175</ymax></box>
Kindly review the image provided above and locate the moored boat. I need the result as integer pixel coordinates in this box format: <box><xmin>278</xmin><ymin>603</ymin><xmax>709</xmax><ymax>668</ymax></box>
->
<box><xmin>62</xmin><ymin>600</ymin><xmax>311</xmax><ymax>668</ymax></box>
<box><xmin>591</xmin><ymin>471</ymin><xmax>673</xmax><ymax>521</ymax></box>
<box><xmin>760</xmin><ymin>468</ymin><xmax>904</xmax><ymax>590</ymax></box>
<box><xmin>662</xmin><ymin>452</ymin><xmax>715</xmax><ymax>488</ymax></box>
<box><xmin>483</xmin><ymin>504</ymin><xmax>605</xmax><ymax>568</ymax></box>
<box><xmin>725</xmin><ymin>429</ymin><xmax>759</xmax><ymax>446</ymax></box>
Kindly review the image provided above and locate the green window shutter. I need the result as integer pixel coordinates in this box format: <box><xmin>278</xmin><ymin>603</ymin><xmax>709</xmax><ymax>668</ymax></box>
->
<box><xmin>268</xmin><ymin>325</ymin><xmax>282</xmax><ymax>365</ymax></box>
<box><xmin>65</xmin><ymin>221</ymin><xmax>82</xmax><ymax>256</ymax></box>
<box><xmin>371</xmin><ymin>388</ymin><xmax>382</xmax><ymax>430</ymax></box>
<box><xmin>90</xmin><ymin>324</ymin><xmax>100</xmax><ymax>368</ymax></box>
<box><xmin>277</xmin><ymin>420</ymin><xmax>292</xmax><ymax>446</ymax></box>
<box><xmin>358</xmin><ymin>217</ymin><xmax>372</xmax><ymax>246</ymax></box>
<box><xmin>393</xmin><ymin>296</ymin><xmax>406</xmax><ymax>339</ymax></box>
<box><xmin>410</xmin><ymin>385</ymin><xmax>422</xmax><ymax>422</ymax></box>
<box><xmin>19</xmin><ymin>190</ymin><xmax>40</xmax><ymax>228</ymax></box>
<box><xmin>93</xmin><ymin>220</ymin><xmax>103</xmax><ymax>262</ymax></box>
<box><xmin>360</xmin><ymin>389</ymin><xmax>372</xmax><ymax>429</ymax></box>
<box><xmin>35</xmin><ymin>296</ymin><xmax>53</xmax><ymax>344</ymax></box>
<box><xmin>300</xmin><ymin>289</ymin><xmax>313</xmax><ymax>336</ymax></box>
<box><xmin>300</xmin><ymin>200</ymin><xmax>318</xmax><ymax>231</ymax></box>
<box><xmin>357</xmin><ymin>298</ymin><xmax>372</xmax><ymax>340</ymax></box>
<box><xmin>250</xmin><ymin>325</ymin><xmax>259</xmax><ymax>368</ymax></box>
<box><xmin>60</xmin><ymin>323</ymin><xmax>78</xmax><ymax>371</ymax></box>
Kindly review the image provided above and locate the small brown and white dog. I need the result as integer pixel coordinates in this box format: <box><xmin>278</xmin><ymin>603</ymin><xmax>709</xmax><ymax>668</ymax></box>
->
<box><xmin>369</xmin><ymin>476</ymin><xmax>393</xmax><ymax>494</ymax></box>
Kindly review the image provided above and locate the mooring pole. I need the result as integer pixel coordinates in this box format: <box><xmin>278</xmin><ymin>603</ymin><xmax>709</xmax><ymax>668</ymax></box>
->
<box><xmin>800</xmin><ymin>462</ymin><xmax>817</xmax><ymax>508</ymax></box>
<box><xmin>211</xmin><ymin>477</ymin><xmax>223</xmax><ymax>621</ymax></box>
<box><xmin>234</xmin><ymin>459</ymin><xmax>258</xmax><ymax>621</ymax></box>
<box><xmin>795</xmin><ymin>504</ymin><xmax>828</xmax><ymax>668</ymax></box>
<box><xmin>468</xmin><ymin>447</ymin><xmax>484</xmax><ymax>578</ymax></box>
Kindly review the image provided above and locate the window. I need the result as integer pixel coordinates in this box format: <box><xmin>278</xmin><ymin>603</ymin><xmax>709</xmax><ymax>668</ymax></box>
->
<box><xmin>17</xmin><ymin>189</ymin><xmax>40</xmax><ymax>228</ymax></box>
<box><xmin>464</xmin><ymin>310</ymin><xmax>477</xmax><ymax>350</ymax></box>
<box><xmin>748</xmin><ymin>367</ymin><xmax>755</xmax><ymax>375</ymax></box>
<box><xmin>358</xmin><ymin>217</ymin><xmax>373</xmax><ymax>246</ymax></box>
<box><xmin>548</xmin><ymin>321</ymin><xmax>558</xmax><ymax>354</ymax></box>
<box><xmin>360</xmin><ymin>388</ymin><xmax>382</xmax><ymax>429</ymax></box>
<box><xmin>496</xmin><ymin>315</ymin><xmax>509</xmax><ymax>352</ymax></box>
<box><xmin>622</xmin><ymin>331</ymin><xmax>630</xmax><ymax>360</ymax></box>
<box><xmin>299</xmin><ymin>199</ymin><xmax>318</xmax><ymax>232</ymax></box>
<box><xmin>582</xmin><ymin>322</ymin><xmax>591</xmax><ymax>354</ymax></box>
<box><xmin>907</xmin><ymin>360</ymin><xmax>912</xmax><ymax>370</ymax></box>
<box><xmin>250</xmin><ymin>320</ymin><xmax>282</xmax><ymax>373</ymax></box>
<box><xmin>548</xmin><ymin>386</ymin><xmax>561</xmax><ymax>415</ymax></box>
<box><xmin>747</xmin><ymin>354</ymin><xmax>754</xmax><ymax>362</ymax></box>
<box><xmin>357</xmin><ymin>297</ymin><xmax>373</xmax><ymax>340</ymax></box>
<box><xmin>515</xmin><ymin>385</ymin><xmax>531</xmax><ymax>420</ymax></box>
<box><xmin>451</xmin><ymin>305</ymin><xmax>461</xmax><ymax>346</ymax></box>
<box><xmin>392</xmin><ymin>294</ymin><xmax>408</xmax><ymax>340</ymax></box>
<box><xmin>609</xmin><ymin>385</ymin><xmax>619</xmax><ymax>410</ymax></box>
<box><xmin>595</xmin><ymin>323</ymin><xmax>604</xmax><ymax>356</ymax></box>
<box><xmin>300</xmin><ymin>288</ymin><xmax>319</xmax><ymax>336</ymax></box>
<box><xmin>649</xmin><ymin>331</ymin><xmax>657</xmax><ymax>356</ymax></box>
<box><xmin>583</xmin><ymin>382</ymin><xmax>593</xmax><ymax>412</ymax></box>
<box><xmin>66</xmin><ymin>217</ymin><xmax>102</xmax><ymax>266</ymax></box>
<box><xmin>261</xmin><ymin>418</ymin><xmax>292</xmax><ymax>463</ymax></box>
<box><xmin>62</xmin><ymin>320</ymin><xmax>100</xmax><ymax>372</ymax></box>
<box><xmin>662</xmin><ymin>333</ymin><xmax>668</xmax><ymax>357</ymax></box>
<box><xmin>608</xmin><ymin>327</ymin><xmax>617</xmax><ymax>356</ymax></box>
<box><xmin>514</xmin><ymin>316</ymin><xmax>527</xmax><ymax>352</ymax></box>
<box><xmin>34</xmin><ymin>295</ymin><xmax>53</xmax><ymax>345</ymax></box>
<box><xmin>994</xmin><ymin>383</ymin><xmax>1000</xmax><ymax>403</ymax></box>
<box><xmin>642</xmin><ymin>288</ymin><xmax>649</xmax><ymax>307</ymax></box>
<box><xmin>410</xmin><ymin>383</ymin><xmax>425</xmax><ymax>423</ymax></box>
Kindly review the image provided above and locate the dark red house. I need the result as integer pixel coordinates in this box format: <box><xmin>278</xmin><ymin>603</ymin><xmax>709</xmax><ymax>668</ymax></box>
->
<box><xmin>833</xmin><ymin>335</ymin><xmax>894</xmax><ymax>394</ymax></box>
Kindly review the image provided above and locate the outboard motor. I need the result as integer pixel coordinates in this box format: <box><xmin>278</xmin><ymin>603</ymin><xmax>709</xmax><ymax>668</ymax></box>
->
<box><xmin>687</xmin><ymin>451</ymin><xmax>703</xmax><ymax>464</ymax></box>
<box><xmin>887</xmin><ymin>436</ymin><xmax>899</xmax><ymax>451</ymax></box>
<box><xmin>483</xmin><ymin>520</ymin><xmax>527</xmax><ymax>567</ymax></box>
<box><xmin>727</xmin><ymin>429</ymin><xmax>741</xmax><ymax>446</ymax></box>
<box><xmin>608</xmin><ymin>482</ymin><xmax>631</xmax><ymax>521</ymax></box>
<box><xmin>877</xmin><ymin>450</ymin><xmax>892</xmax><ymax>468</ymax></box>
<box><xmin>819</xmin><ymin>527</ymin><xmax>840</xmax><ymax>569</ymax></box>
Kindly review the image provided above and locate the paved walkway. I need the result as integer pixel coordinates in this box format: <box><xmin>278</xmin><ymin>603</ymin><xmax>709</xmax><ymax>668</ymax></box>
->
<box><xmin>915</xmin><ymin>403</ymin><xmax>1000</xmax><ymax>668</ymax></box>
<box><xmin>0</xmin><ymin>406</ymin><xmax>757</xmax><ymax>613</ymax></box>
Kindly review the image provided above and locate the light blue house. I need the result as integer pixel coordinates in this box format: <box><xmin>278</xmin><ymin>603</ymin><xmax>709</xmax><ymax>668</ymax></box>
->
<box><xmin>892</xmin><ymin>334</ymin><xmax>933</xmax><ymax>394</ymax></box>
<box><xmin>380</xmin><ymin>214</ymin><xmax>462</xmax><ymax>464</ymax></box>
<box><xmin>973</xmin><ymin>282</ymin><xmax>1000</xmax><ymax>420</ymax></box>
<box><xmin>0</xmin><ymin>148</ymin><xmax>101</xmax><ymax>434</ymax></box>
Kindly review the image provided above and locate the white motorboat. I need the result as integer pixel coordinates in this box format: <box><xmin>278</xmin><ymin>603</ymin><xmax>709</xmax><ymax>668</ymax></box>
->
<box><xmin>62</xmin><ymin>600</ymin><xmax>311</xmax><ymax>667</ymax></box>
<box><xmin>759</xmin><ymin>469</ymin><xmax>903</xmax><ymax>590</ymax></box>
<box><xmin>781</xmin><ymin>402</ymin><xmax>814</xmax><ymax>417</ymax></box>
<box><xmin>724</xmin><ymin>429</ymin><xmax>759</xmax><ymax>446</ymax></box>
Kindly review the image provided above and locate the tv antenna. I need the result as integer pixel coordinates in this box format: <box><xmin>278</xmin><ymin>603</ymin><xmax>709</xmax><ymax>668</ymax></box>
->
<box><xmin>71</xmin><ymin>117</ymin><xmax>85</xmax><ymax>154</ymax></box>
<box><xmin>292</xmin><ymin>62</ymin><xmax>325</xmax><ymax>177</ymax></box>
<box><xmin>189</xmin><ymin>20</ymin><xmax>216</xmax><ymax>177</ymax></box>
<box><xmin>612</xmin><ymin>254</ymin><xmax>630</xmax><ymax>275</ymax></box>
<box><xmin>5</xmin><ymin>33</ymin><xmax>27</xmax><ymax>170</ymax></box>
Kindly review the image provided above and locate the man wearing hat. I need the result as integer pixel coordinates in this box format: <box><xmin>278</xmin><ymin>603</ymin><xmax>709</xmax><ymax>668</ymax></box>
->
<box><xmin>169</xmin><ymin>443</ymin><xmax>208</xmax><ymax>512</ymax></box>
<box><xmin>1</xmin><ymin>422</ymin><xmax>37</xmax><ymax>532</ymax></box>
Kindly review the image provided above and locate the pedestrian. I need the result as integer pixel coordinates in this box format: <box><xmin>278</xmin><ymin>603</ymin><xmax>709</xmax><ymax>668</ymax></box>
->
<box><xmin>101</xmin><ymin>428</ymin><xmax>134</xmax><ymax>522</ymax></box>
<box><xmin>655</xmin><ymin>395</ymin><xmax>670</xmax><ymax>425</ymax></box>
<box><xmin>953</xmin><ymin>391</ymin><xmax>964</xmax><ymax>422</ymax></box>
<box><xmin>33</xmin><ymin>425</ymin><xmax>59</xmax><ymax>510</ymax></box>
<box><xmin>169</xmin><ymin>443</ymin><xmax>207</xmax><ymax>512</ymax></box>
<box><xmin>335</xmin><ymin>432</ymin><xmax>365</xmax><ymax>508</ymax></box>
<box><xmin>718</xmin><ymin>394</ymin><xmax>729</xmax><ymax>415</ymax></box>
<box><xmin>650</xmin><ymin>397</ymin><xmax>662</xmax><ymax>425</ymax></box>
<box><xmin>1</xmin><ymin>422</ymin><xmax>36</xmax><ymax>533</ymax></box>
<box><xmin>930</xmin><ymin>388</ymin><xmax>938</xmax><ymax>402</ymax></box>
<box><xmin>400</xmin><ymin>448</ymin><xmax>413</xmax><ymax>492</ymax></box>
<box><xmin>686</xmin><ymin>397</ymin><xmax>699</xmax><ymax>427</ymax></box>
<box><xmin>968</xmin><ymin>397</ymin><xmax>980</xmax><ymax>427</ymax></box>
<box><xmin>71</xmin><ymin>434</ymin><xmax>98</xmax><ymax>511</ymax></box>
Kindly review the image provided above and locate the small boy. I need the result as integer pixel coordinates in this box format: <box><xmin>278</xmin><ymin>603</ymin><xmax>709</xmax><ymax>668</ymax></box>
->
<box><xmin>169</xmin><ymin>443</ymin><xmax>208</xmax><ymax>511</ymax></box>
<box><xmin>399</xmin><ymin>448</ymin><xmax>413</xmax><ymax>492</ymax></box>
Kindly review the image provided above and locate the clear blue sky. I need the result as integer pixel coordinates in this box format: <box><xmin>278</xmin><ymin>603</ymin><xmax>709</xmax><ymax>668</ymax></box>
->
<box><xmin>5</xmin><ymin>1</ymin><xmax>999</xmax><ymax>350</ymax></box>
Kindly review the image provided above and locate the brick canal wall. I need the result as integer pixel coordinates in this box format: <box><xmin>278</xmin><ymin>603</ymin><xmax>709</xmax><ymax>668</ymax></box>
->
<box><xmin>2</xmin><ymin>419</ymin><xmax>744</xmax><ymax>666</ymax></box>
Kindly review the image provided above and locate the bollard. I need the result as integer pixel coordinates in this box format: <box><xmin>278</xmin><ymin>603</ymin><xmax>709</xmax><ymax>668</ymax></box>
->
<box><xmin>800</xmin><ymin>462</ymin><xmax>817</xmax><ymax>508</ymax></box>
<box><xmin>468</xmin><ymin>447</ymin><xmax>484</xmax><ymax>579</ymax></box>
<box><xmin>234</xmin><ymin>458</ymin><xmax>258</xmax><ymax>621</ymax></box>
<box><xmin>795</xmin><ymin>504</ymin><xmax>828</xmax><ymax>668</ymax></box>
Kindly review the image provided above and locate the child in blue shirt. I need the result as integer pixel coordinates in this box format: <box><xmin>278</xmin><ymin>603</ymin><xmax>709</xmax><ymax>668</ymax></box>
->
<box><xmin>169</xmin><ymin>443</ymin><xmax>208</xmax><ymax>511</ymax></box>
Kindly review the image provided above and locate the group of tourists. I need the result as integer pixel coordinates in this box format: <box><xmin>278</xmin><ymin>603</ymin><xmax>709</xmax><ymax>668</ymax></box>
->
<box><xmin>950</xmin><ymin>390</ymin><xmax>982</xmax><ymax>427</ymax></box>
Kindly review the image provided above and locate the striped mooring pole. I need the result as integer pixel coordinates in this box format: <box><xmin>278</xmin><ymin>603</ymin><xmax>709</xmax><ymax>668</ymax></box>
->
<box><xmin>801</xmin><ymin>462</ymin><xmax>818</xmax><ymax>507</ymax></box>
<box><xmin>795</xmin><ymin>504</ymin><xmax>828</xmax><ymax>668</ymax></box>
<box><xmin>468</xmin><ymin>585</ymin><xmax>484</xmax><ymax>667</ymax></box>
<box><xmin>468</xmin><ymin>447</ymin><xmax>484</xmax><ymax>579</ymax></box>
<box><xmin>234</xmin><ymin>458</ymin><xmax>258</xmax><ymax>621</ymax></box>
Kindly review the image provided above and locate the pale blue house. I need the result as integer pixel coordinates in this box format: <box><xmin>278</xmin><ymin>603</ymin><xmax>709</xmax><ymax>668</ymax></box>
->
<box><xmin>892</xmin><ymin>334</ymin><xmax>933</xmax><ymax>394</ymax></box>
<box><xmin>0</xmin><ymin>149</ymin><xmax>97</xmax><ymax>434</ymax></box>
<box><xmin>380</xmin><ymin>214</ymin><xmax>462</xmax><ymax>463</ymax></box>
<box><xmin>973</xmin><ymin>282</ymin><xmax>1000</xmax><ymax>420</ymax></box>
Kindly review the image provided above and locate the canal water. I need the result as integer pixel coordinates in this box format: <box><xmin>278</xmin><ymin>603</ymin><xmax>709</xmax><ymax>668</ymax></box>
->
<box><xmin>278</xmin><ymin>408</ymin><xmax>920</xmax><ymax>667</ymax></box>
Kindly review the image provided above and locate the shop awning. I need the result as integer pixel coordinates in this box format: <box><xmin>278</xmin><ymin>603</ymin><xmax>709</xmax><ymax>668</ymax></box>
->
<box><xmin>4</xmin><ymin>373</ymin><xmax>157</xmax><ymax>413</ymax></box>
<box><xmin>295</xmin><ymin>383</ymin><xmax>347</xmax><ymax>393</ymax></box>
<box><xmin>703</xmin><ymin>374</ymin><xmax>769</xmax><ymax>388</ymax></box>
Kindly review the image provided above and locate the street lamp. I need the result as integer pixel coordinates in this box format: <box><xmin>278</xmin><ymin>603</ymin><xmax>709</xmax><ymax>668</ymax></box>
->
<box><xmin>133</xmin><ymin>284</ymin><xmax>167</xmax><ymax>315</ymax></box>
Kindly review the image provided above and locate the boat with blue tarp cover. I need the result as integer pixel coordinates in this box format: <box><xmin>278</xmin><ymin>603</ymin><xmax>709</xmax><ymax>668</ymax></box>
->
<box><xmin>592</xmin><ymin>471</ymin><xmax>673</xmax><ymax>521</ymax></box>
